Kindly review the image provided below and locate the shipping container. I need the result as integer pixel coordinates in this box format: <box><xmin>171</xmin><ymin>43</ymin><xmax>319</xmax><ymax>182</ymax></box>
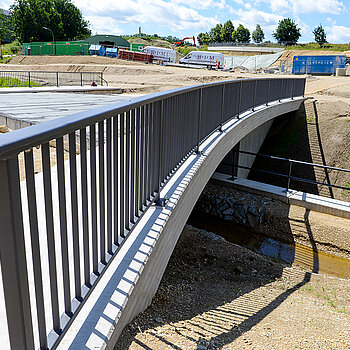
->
<box><xmin>130</xmin><ymin>43</ymin><xmax>145</xmax><ymax>52</ymax></box>
<box><xmin>106</xmin><ymin>47</ymin><xmax>119</xmax><ymax>57</ymax></box>
<box><xmin>89</xmin><ymin>45</ymin><xmax>106</xmax><ymax>56</ymax></box>
<box><xmin>118</xmin><ymin>49</ymin><xmax>153</xmax><ymax>62</ymax></box>
<box><xmin>292</xmin><ymin>55</ymin><xmax>346</xmax><ymax>75</ymax></box>
<box><xmin>23</xmin><ymin>41</ymin><xmax>89</xmax><ymax>56</ymax></box>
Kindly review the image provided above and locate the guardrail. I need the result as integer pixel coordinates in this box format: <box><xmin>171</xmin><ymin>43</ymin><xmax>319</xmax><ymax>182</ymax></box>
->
<box><xmin>227</xmin><ymin>150</ymin><xmax>350</xmax><ymax>196</ymax></box>
<box><xmin>0</xmin><ymin>70</ymin><xmax>105</xmax><ymax>87</ymax></box>
<box><xmin>0</xmin><ymin>77</ymin><xmax>305</xmax><ymax>349</ymax></box>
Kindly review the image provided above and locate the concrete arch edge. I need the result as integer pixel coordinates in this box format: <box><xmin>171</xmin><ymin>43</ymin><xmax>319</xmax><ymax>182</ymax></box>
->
<box><xmin>58</xmin><ymin>97</ymin><xmax>305</xmax><ymax>350</ymax></box>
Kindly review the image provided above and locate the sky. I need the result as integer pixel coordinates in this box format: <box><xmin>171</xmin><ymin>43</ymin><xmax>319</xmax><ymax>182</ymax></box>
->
<box><xmin>1</xmin><ymin>0</ymin><xmax>350</xmax><ymax>43</ymax></box>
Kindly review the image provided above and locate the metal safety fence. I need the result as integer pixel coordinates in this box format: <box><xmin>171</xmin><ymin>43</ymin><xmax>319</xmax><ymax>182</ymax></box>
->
<box><xmin>0</xmin><ymin>77</ymin><xmax>305</xmax><ymax>350</ymax></box>
<box><xmin>0</xmin><ymin>70</ymin><xmax>105</xmax><ymax>88</ymax></box>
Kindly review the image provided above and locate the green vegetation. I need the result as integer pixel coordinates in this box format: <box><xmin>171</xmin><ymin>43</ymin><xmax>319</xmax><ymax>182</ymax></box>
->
<box><xmin>10</xmin><ymin>0</ymin><xmax>91</xmax><ymax>43</ymax></box>
<box><xmin>0</xmin><ymin>77</ymin><xmax>41</xmax><ymax>87</ymax></box>
<box><xmin>234</xmin><ymin>24</ymin><xmax>250</xmax><ymax>43</ymax></box>
<box><xmin>176</xmin><ymin>45</ymin><xmax>208</xmax><ymax>56</ymax></box>
<box><xmin>286</xmin><ymin>42</ymin><xmax>350</xmax><ymax>51</ymax></box>
<box><xmin>252</xmin><ymin>24</ymin><xmax>265</xmax><ymax>44</ymax></box>
<box><xmin>313</xmin><ymin>25</ymin><xmax>327</xmax><ymax>46</ymax></box>
<box><xmin>123</xmin><ymin>33</ymin><xmax>180</xmax><ymax>44</ymax></box>
<box><xmin>342</xmin><ymin>180</ymin><xmax>350</xmax><ymax>196</ymax></box>
<box><xmin>0</xmin><ymin>9</ymin><xmax>13</xmax><ymax>45</ymax></box>
<box><xmin>273</xmin><ymin>18</ymin><xmax>301</xmax><ymax>45</ymax></box>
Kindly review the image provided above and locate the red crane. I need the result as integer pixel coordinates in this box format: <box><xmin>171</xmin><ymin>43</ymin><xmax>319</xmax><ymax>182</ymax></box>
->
<box><xmin>174</xmin><ymin>36</ymin><xmax>196</xmax><ymax>46</ymax></box>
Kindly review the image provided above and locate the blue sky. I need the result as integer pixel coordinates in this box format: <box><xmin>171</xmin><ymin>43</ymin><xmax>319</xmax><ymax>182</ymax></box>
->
<box><xmin>1</xmin><ymin>0</ymin><xmax>350</xmax><ymax>43</ymax></box>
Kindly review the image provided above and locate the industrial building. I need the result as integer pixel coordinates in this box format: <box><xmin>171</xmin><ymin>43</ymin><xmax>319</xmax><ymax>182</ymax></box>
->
<box><xmin>85</xmin><ymin>35</ymin><xmax>130</xmax><ymax>49</ymax></box>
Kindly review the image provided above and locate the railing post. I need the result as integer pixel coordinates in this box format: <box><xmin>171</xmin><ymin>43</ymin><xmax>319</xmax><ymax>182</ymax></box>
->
<box><xmin>56</xmin><ymin>72</ymin><xmax>59</xmax><ymax>87</ymax></box>
<box><xmin>0</xmin><ymin>157</ymin><xmax>35</xmax><ymax>350</ymax></box>
<box><xmin>237</xmin><ymin>80</ymin><xmax>243</xmax><ymax>119</ymax></box>
<box><xmin>196</xmin><ymin>88</ymin><xmax>203</xmax><ymax>153</ymax></box>
<box><xmin>286</xmin><ymin>159</ymin><xmax>292</xmax><ymax>192</ymax></box>
<box><xmin>28</xmin><ymin>71</ymin><xmax>31</xmax><ymax>87</ymax></box>
<box><xmin>291</xmin><ymin>79</ymin><xmax>294</xmax><ymax>100</ymax></box>
<box><xmin>252</xmin><ymin>79</ymin><xmax>257</xmax><ymax>111</ymax></box>
<box><xmin>266</xmin><ymin>79</ymin><xmax>270</xmax><ymax>106</ymax></box>
<box><xmin>155</xmin><ymin>100</ymin><xmax>165</xmax><ymax>206</ymax></box>
<box><xmin>100</xmin><ymin>73</ymin><xmax>103</xmax><ymax>86</ymax></box>
<box><xmin>279</xmin><ymin>79</ymin><xmax>284</xmax><ymax>102</ymax></box>
<box><xmin>219</xmin><ymin>84</ymin><xmax>225</xmax><ymax>131</ymax></box>
<box><xmin>80</xmin><ymin>72</ymin><xmax>83</xmax><ymax>87</ymax></box>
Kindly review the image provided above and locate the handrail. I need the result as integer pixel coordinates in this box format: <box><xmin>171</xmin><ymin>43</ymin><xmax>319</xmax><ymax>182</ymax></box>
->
<box><xmin>0</xmin><ymin>78</ymin><xmax>305</xmax><ymax>159</ymax></box>
<box><xmin>0</xmin><ymin>77</ymin><xmax>306</xmax><ymax>350</ymax></box>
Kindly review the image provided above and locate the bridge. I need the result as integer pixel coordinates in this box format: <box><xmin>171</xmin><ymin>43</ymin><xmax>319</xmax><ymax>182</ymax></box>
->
<box><xmin>0</xmin><ymin>78</ymin><xmax>306</xmax><ymax>349</ymax></box>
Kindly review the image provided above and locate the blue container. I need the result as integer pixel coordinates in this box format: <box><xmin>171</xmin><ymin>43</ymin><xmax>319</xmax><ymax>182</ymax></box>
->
<box><xmin>292</xmin><ymin>55</ymin><xmax>346</xmax><ymax>75</ymax></box>
<box><xmin>89</xmin><ymin>45</ymin><xmax>106</xmax><ymax>56</ymax></box>
<box><xmin>106</xmin><ymin>47</ymin><xmax>118</xmax><ymax>58</ymax></box>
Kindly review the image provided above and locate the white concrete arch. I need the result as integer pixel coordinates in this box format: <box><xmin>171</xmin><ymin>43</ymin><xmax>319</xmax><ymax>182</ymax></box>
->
<box><xmin>58</xmin><ymin>97</ymin><xmax>305</xmax><ymax>350</ymax></box>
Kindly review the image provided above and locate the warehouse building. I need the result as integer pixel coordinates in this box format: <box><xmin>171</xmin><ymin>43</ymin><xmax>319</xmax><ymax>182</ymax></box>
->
<box><xmin>85</xmin><ymin>35</ymin><xmax>129</xmax><ymax>49</ymax></box>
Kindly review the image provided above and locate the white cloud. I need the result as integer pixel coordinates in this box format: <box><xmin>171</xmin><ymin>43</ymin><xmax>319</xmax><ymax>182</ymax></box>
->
<box><xmin>258</xmin><ymin>0</ymin><xmax>346</xmax><ymax>15</ymax></box>
<box><xmin>291</xmin><ymin>0</ymin><xmax>346</xmax><ymax>15</ymax></box>
<box><xmin>73</xmin><ymin>0</ymin><xmax>218</xmax><ymax>33</ymax></box>
<box><xmin>270</xmin><ymin>0</ymin><xmax>290</xmax><ymax>14</ymax></box>
<box><xmin>85</xmin><ymin>16</ymin><xmax>124</xmax><ymax>35</ymax></box>
<box><xmin>326</xmin><ymin>25</ymin><xmax>350</xmax><ymax>43</ymax></box>
<box><xmin>230</xmin><ymin>8</ymin><xmax>284</xmax><ymax>33</ymax></box>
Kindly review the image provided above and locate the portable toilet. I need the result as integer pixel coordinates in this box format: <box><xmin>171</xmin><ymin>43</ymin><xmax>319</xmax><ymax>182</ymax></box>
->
<box><xmin>106</xmin><ymin>47</ymin><xmax>119</xmax><ymax>57</ymax></box>
<box><xmin>89</xmin><ymin>44</ymin><xmax>106</xmax><ymax>56</ymax></box>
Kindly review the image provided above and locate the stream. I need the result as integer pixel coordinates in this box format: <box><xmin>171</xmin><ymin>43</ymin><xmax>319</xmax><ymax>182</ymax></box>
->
<box><xmin>188</xmin><ymin>212</ymin><xmax>350</xmax><ymax>279</ymax></box>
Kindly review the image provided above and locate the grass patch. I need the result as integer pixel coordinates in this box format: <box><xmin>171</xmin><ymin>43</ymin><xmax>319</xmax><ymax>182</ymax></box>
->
<box><xmin>0</xmin><ymin>77</ymin><xmax>41</xmax><ymax>88</ymax></box>
<box><xmin>286</xmin><ymin>42</ymin><xmax>350</xmax><ymax>52</ymax></box>
<box><xmin>176</xmin><ymin>45</ymin><xmax>208</xmax><ymax>56</ymax></box>
<box><xmin>341</xmin><ymin>180</ymin><xmax>350</xmax><ymax>196</ymax></box>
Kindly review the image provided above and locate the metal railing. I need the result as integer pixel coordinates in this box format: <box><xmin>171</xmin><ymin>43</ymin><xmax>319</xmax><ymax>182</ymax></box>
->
<box><xmin>229</xmin><ymin>150</ymin><xmax>350</xmax><ymax>194</ymax></box>
<box><xmin>0</xmin><ymin>77</ymin><xmax>305</xmax><ymax>350</ymax></box>
<box><xmin>0</xmin><ymin>70</ymin><xmax>105</xmax><ymax>88</ymax></box>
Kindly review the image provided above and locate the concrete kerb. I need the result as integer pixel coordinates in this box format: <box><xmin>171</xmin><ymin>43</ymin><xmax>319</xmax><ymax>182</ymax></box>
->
<box><xmin>212</xmin><ymin>174</ymin><xmax>350</xmax><ymax>219</ymax></box>
<box><xmin>57</xmin><ymin>97</ymin><xmax>305</xmax><ymax>350</ymax></box>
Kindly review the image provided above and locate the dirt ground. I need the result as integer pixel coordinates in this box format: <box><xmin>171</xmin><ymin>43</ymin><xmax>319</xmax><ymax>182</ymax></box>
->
<box><xmin>116</xmin><ymin>225</ymin><xmax>350</xmax><ymax>350</ymax></box>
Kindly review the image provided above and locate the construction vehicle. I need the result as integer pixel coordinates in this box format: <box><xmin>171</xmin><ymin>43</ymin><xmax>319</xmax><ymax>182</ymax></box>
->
<box><xmin>174</xmin><ymin>36</ymin><xmax>196</xmax><ymax>46</ymax></box>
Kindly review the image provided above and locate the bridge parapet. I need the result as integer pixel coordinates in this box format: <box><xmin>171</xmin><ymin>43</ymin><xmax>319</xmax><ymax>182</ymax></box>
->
<box><xmin>0</xmin><ymin>78</ymin><xmax>305</xmax><ymax>349</ymax></box>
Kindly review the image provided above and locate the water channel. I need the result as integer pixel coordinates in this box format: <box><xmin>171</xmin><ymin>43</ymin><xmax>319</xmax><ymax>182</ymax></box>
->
<box><xmin>188</xmin><ymin>212</ymin><xmax>350</xmax><ymax>279</ymax></box>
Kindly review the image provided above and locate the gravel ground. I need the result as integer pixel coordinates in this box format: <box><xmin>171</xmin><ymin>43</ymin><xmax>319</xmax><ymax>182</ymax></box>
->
<box><xmin>115</xmin><ymin>225</ymin><xmax>350</xmax><ymax>350</ymax></box>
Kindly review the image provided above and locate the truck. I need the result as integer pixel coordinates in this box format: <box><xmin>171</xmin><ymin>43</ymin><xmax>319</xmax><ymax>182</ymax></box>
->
<box><xmin>179</xmin><ymin>51</ymin><xmax>225</xmax><ymax>69</ymax></box>
<box><xmin>143</xmin><ymin>46</ymin><xmax>176</xmax><ymax>63</ymax></box>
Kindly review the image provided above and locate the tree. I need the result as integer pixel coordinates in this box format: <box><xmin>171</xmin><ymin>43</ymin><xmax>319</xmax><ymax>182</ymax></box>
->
<box><xmin>197</xmin><ymin>32</ymin><xmax>211</xmax><ymax>45</ymax></box>
<box><xmin>234</xmin><ymin>24</ymin><xmax>250</xmax><ymax>43</ymax></box>
<box><xmin>313</xmin><ymin>24</ymin><xmax>327</xmax><ymax>46</ymax></box>
<box><xmin>273</xmin><ymin>18</ymin><xmax>301</xmax><ymax>45</ymax></box>
<box><xmin>10</xmin><ymin>0</ymin><xmax>91</xmax><ymax>43</ymax></box>
<box><xmin>210</xmin><ymin>23</ymin><xmax>223</xmax><ymax>43</ymax></box>
<box><xmin>0</xmin><ymin>10</ymin><xmax>13</xmax><ymax>45</ymax></box>
<box><xmin>221</xmin><ymin>20</ymin><xmax>234</xmax><ymax>42</ymax></box>
<box><xmin>252</xmin><ymin>24</ymin><xmax>264</xmax><ymax>44</ymax></box>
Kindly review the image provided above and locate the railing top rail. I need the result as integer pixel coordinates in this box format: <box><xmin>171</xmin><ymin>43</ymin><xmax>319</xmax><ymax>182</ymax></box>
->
<box><xmin>0</xmin><ymin>70</ymin><xmax>103</xmax><ymax>74</ymax></box>
<box><xmin>0</xmin><ymin>78</ymin><xmax>305</xmax><ymax>159</ymax></box>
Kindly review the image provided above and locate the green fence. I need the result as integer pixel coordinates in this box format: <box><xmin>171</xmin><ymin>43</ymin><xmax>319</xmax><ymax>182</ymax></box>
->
<box><xmin>23</xmin><ymin>41</ymin><xmax>89</xmax><ymax>56</ymax></box>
